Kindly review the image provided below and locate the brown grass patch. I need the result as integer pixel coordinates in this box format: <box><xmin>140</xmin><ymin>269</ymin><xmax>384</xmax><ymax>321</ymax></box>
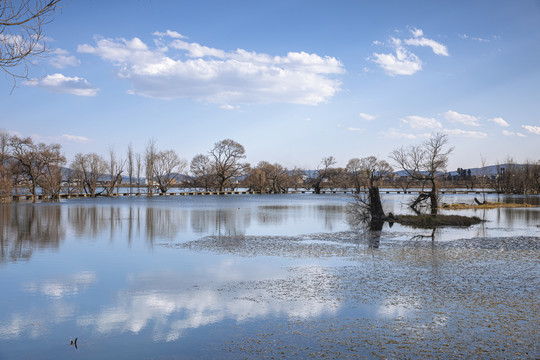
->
<box><xmin>441</xmin><ymin>202</ymin><xmax>535</xmax><ymax>210</ymax></box>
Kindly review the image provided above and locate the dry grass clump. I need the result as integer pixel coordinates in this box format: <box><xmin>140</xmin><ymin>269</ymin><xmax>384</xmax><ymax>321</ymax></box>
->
<box><xmin>441</xmin><ymin>202</ymin><xmax>535</xmax><ymax>210</ymax></box>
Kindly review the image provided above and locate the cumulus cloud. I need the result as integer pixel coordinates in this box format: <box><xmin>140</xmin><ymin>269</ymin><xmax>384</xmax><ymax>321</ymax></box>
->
<box><xmin>522</xmin><ymin>125</ymin><xmax>540</xmax><ymax>135</ymax></box>
<box><xmin>401</xmin><ymin>115</ymin><xmax>442</xmax><ymax>129</ymax></box>
<box><xmin>371</xmin><ymin>28</ymin><xmax>448</xmax><ymax>76</ymax></box>
<box><xmin>25</xmin><ymin>73</ymin><xmax>99</xmax><ymax>96</ymax></box>
<box><xmin>77</xmin><ymin>31</ymin><xmax>344</xmax><ymax>105</ymax></box>
<box><xmin>371</xmin><ymin>39</ymin><xmax>422</xmax><ymax>76</ymax></box>
<box><xmin>152</xmin><ymin>30</ymin><xmax>187</xmax><ymax>39</ymax></box>
<box><xmin>383</xmin><ymin>129</ymin><xmax>430</xmax><ymax>139</ymax></box>
<box><xmin>488</xmin><ymin>117</ymin><xmax>509</xmax><ymax>127</ymax></box>
<box><xmin>444</xmin><ymin>128</ymin><xmax>487</xmax><ymax>138</ymax></box>
<box><xmin>60</xmin><ymin>134</ymin><xmax>91</xmax><ymax>143</ymax></box>
<box><xmin>404</xmin><ymin>28</ymin><xmax>449</xmax><ymax>56</ymax></box>
<box><xmin>443</xmin><ymin>110</ymin><xmax>480</xmax><ymax>126</ymax></box>
<box><xmin>219</xmin><ymin>104</ymin><xmax>239</xmax><ymax>111</ymax></box>
<box><xmin>50</xmin><ymin>48</ymin><xmax>80</xmax><ymax>68</ymax></box>
<box><xmin>502</xmin><ymin>130</ymin><xmax>526</xmax><ymax>137</ymax></box>
<box><xmin>358</xmin><ymin>112</ymin><xmax>375</xmax><ymax>121</ymax></box>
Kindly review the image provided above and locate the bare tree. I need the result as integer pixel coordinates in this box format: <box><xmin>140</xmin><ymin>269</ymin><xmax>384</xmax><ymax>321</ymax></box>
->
<box><xmin>9</xmin><ymin>135</ymin><xmax>38</xmax><ymax>199</ymax></box>
<box><xmin>346</xmin><ymin>158</ymin><xmax>366</xmax><ymax>193</ymax></box>
<box><xmin>310</xmin><ymin>156</ymin><xmax>336</xmax><ymax>194</ymax></box>
<box><xmin>9</xmin><ymin>136</ymin><xmax>64</xmax><ymax>201</ymax></box>
<box><xmin>145</xmin><ymin>139</ymin><xmax>157</xmax><ymax>195</ymax></box>
<box><xmin>1</xmin><ymin>0</ymin><xmax>61</xmax><ymax>80</ymax></box>
<box><xmin>245</xmin><ymin>161</ymin><xmax>289</xmax><ymax>193</ymax></box>
<box><xmin>0</xmin><ymin>129</ymin><xmax>12</xmax><ymax>198</ymax></box>
<box><xmin>289</xmin><ymin>167</ymin><xmax>306</xmax><ymax>190</ymax></box>
<box><xmin>390</xmin><ymin>133</ymin><xmax>453</xmax><ymax>215</ymax></box>
<box><xmin>476</xmin><ymin>155</ymin><xmax>488</xmax><ymax>204</ymax></box>
<box><xmin>361</xmin><ymin>156</ymin><xmax>393</xmax><ymax>220</ymax></box>
<box><xmin>71</xmin><ymin>152</ymin><xmax>107</xmax><ymax>197</ymax></box>
<box><xmin>348</xmin><ymin>155</ymin><xmax>393</xmax><ymax>226</ymax></box>
<box><xmin>209</xmin><ymin>139</ymin><xmax>248</xmax><ymax>191</ymax></box>
<box><xmin>103</xmin><ymin>146</ymin><xmax>124</xmax><ymax>197</ymax></box>
<box><xmin>135</xmin><ymin>152</ymin><xmax>142</xmax><ymax>188</ymax></box>
<box><xmin>531</xmin><ymin>160</ymin><xmax>540</xmax><ymax>194</ymax></box>
<box><xmin>245</xmin><ymin>166</ymin><xmax>266</xmax><ymax>192</ymax></box>
<box><xmin>153</xmin><ymin>149</ymin><xmax>186</xmax><ymax>194</ymax></box>
<box><xmin>36</xmin><ymin>142</ymin><xmax>65</xmax><ymax>200</ymax></box>
<box><xmin>127</xmin><ymin>143</ymin><xmax>134</xmax><ymax>194</ymax></box>
<box><xmin>190</xmin><ymin>153</ymin><xmax>215</xmax><ymax>191</ymax></box>
<box><xmin>326</xmin><ymin>167</ymin><xmax>347</xmax><ymax>191</ymax></box>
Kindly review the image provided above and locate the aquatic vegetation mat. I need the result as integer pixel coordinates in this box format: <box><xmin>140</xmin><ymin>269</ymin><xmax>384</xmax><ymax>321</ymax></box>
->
<box><xmin>393</xmin><ymin>214</ymin><xmax>483</xmax><ymax>228</ymax></box>
<box><xmin>174</xmin><ymin>234</ymin><xmax>539</xmax><ymax>359</ymax></box>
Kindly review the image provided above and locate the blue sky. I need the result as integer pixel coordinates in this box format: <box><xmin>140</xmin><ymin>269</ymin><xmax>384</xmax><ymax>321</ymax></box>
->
<box><xmin>2</xmin><ymin>0</ymin><xmax>540</xmax><ymax>171</ymax></box>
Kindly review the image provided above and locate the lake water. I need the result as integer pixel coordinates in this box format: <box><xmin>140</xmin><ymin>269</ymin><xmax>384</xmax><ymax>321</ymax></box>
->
<box><xmin>1</xmin><ymin>193</ymin><xmax>539</xmax><ymax>359</ymax></box>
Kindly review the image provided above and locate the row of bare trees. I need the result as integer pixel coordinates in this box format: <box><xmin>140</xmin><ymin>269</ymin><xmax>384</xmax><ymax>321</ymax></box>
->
<box><xmin>1</xmin><ymin>130</ymin><xmax>539</xmax><ymax>204</ymax></box>
<box><xmin>69</xmin><ymin>140</ymin><xmax>188</xmax><ymax>197</ymax></box>
<box><xmin>490</xmin><ymin>159</ymin><xmax>540</xmax><ymax>195</ymax></box>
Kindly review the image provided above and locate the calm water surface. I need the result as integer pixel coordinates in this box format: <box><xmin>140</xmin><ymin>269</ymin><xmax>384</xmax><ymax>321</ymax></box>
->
<box><xmin>1</xmin><ymin>193</ymin><xmax>539</xmax><ymax>359</ymax></box>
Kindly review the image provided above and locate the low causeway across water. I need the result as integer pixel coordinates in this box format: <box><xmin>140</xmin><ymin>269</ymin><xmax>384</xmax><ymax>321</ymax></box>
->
<box><xmin>3</xmin><ymin>189</ymin><xmax>499</xmax><ymax>202</ymax></box>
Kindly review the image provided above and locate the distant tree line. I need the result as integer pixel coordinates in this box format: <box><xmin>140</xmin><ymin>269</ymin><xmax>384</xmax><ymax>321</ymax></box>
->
<box><xmin>1</xmin><ymin>129</ymin><xmax>539</xmax><ymax>203</ymax></box>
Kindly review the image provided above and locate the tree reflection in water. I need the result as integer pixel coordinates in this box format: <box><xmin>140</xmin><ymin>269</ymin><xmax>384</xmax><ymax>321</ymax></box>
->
<box><xmin>0</xmin><ymin>204</ymin><xmax>65</xmax><ymax>262</ymax></box>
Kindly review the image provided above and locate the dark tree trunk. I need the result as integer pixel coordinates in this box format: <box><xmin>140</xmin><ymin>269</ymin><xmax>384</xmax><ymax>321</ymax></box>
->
<box><xmin>368</xmin><ymin>186</ymin><xmax>385</xmax><ymax>220</ymax></box>
<box><xmin>430</xmin><ymin>181</ymin><xmax>438</xmax><ymax>215</ymax></box>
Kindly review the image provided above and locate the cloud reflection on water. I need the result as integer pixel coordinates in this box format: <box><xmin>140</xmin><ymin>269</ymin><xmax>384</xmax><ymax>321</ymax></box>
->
<box><xmin>23</xmin><ymin>271</ymin><xmax>97</xmax><ymax>299</ymax></box>
<box><xmin>77</xmin><ymin>262</ymin><xmax>341</xmax><ymax>342</ymax></box>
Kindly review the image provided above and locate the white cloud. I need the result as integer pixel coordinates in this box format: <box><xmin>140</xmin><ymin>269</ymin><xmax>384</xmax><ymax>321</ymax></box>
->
<box><xmin>443</xmin><ymin>110</ymin><xmax>480</xmax><ymax>126</ymax></box>
<box><xmin>347</xmin><ymin>127</ymin><xmax>364</xmax><ymax>132</ymax></box>
<box><xmin>488</xmin><ymin>117</ymin><xmax>509</xmax><ymax>127</ymax></box>
<box><xmin>522</xmin><ymin>125</ymin><xmax>540</xmax><ymax>135</ymax></box>
<box><xmin>371</xmin><ymin>28</ymin><xmax>448</xmax><ymax>76</ymax></box>
<box><xmin>459</xmin><ymin>34</ymin><xmax>490</xmax><ymax>43</ymax></box>
<box><xmin>372</xmin><ymin>41</ymin><xmax>422</xmax><ymax>76</ymax></box>
<box><xmin>60</xmin><ymin>134</ymin><xmax>91</xmax><ymax>143</ymax></box>
<box><xmin>219</xmin><ymin>104</ymin><xmax>238</xmax><ymax>111</ymax></box>
<box><xmin>410</xmin><ymin>28</ymin><xmax>424</xmax><ymax>38</ymax></box>
<box><xmin>78</xmin><ymin>37</ymin><xmax>154</xmax><ymax>63</ymax></box>
<box><xmin>25</xmin><ymin>73</ymin><xmax>99</xmax><ymax>96</ymax></box>
<box><xmin>152</xmin><ymin>30</ymin><xmax>187</xmax><ymax>39</ymax></box>
<box><xmin>502</xmin><ymin>130</ymin><xmax>526</xmax><ymax>137</ymax></box>
<box><xmin>358</xmin><ymin>112</ymin><xmax>376</xmax><ymax>121</ymax></box>
<box><xmin>404</xmin><ymin>28</ymin><xmax>449</xmax><ymax>56</ymax></box>
<box><xmin>401</xmin><ymin>115</ymin><xmax>442</xmax><ymax>129</ymax></box>
<box><xmin>50</xmin><ymin>48</ymin><xmax>80</xmax><ymax>68</ymax></box>
<box><xmin>169</xmin><ymin>39</ymin><xmax>226</xmax><ymax>58</ymax></box>
<box><xmin>444</xmin><ymin>128</ymin><xmax>487</xmax><ymax>138</ymax></box>
<box><xmin>78</xmin><ymin>32</ymin><xmax>344</xmax><ymax>105</ymax></box>
<box><xmin>383</xmin><ymin>129</ymin><xmax>430</xmax><ymax>139</ymax></box>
